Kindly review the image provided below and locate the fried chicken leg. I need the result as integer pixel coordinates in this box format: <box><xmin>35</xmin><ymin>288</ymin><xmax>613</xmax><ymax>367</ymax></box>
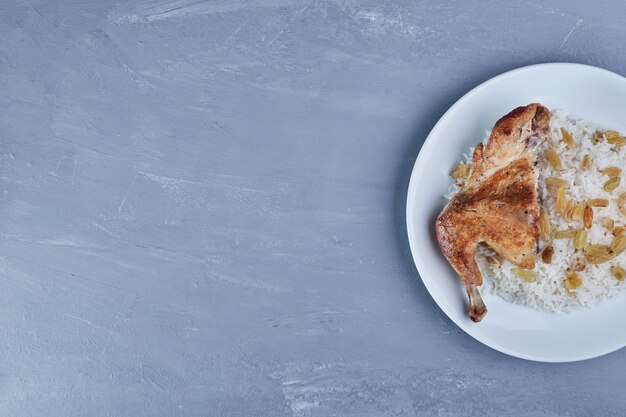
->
<box><xmin>436</xmin><ymin>104</ymin><xmax>551</xmax><ymax>322</ymax></box>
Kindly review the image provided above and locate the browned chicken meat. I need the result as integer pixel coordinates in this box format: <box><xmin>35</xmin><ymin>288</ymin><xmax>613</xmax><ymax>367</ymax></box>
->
<box><xmin>436</xmin><ymin>104</ymin><xmax>551</xmax><ymax>322</ymax></box>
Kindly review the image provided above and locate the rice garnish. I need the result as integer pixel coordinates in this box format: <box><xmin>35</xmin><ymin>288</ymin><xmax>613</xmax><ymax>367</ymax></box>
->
<box><xmin>446</xmin><ymin>110</ymin><xmax>626</xmax><ymax>313</ymax></box>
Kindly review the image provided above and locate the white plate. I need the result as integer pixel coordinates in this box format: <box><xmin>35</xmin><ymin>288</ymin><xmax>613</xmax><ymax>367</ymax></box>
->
<box><xmin>406</xmin><ymin>63</ymin><xmax>626</xmax><ymax>362</ymax></box>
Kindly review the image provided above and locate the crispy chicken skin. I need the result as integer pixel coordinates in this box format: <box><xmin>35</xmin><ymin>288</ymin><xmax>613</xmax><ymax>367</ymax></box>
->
<box><xmin>436</xmin><ymin>104</ymin><xmax>551</xmax><ymax>322</ymax></box>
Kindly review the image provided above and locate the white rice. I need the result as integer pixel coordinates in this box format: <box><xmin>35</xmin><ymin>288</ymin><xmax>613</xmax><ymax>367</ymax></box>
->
<box><xmin>447</xmin><ymin>110</ymin><xmax>626</xmax><ymax>313</ymax></box>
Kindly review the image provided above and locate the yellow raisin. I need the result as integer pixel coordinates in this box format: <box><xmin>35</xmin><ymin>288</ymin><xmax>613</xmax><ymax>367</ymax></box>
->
<box><xmin>601</xmin><ymin>217</ymin><xmax>615</xmax><ymax>230</ymax></box>
<box><xmin>573</xmin><ymin>229</ymin><xmax>587</xmax><ymax>250</ymax></box>
<box><xmin>610</xmin><ymin>137</ymin><xmax>626</xmax><ymax>148</ymax></box>
<box><xmin>584</xmin><ymin>206</ymin><xmax>593</xmax><ymax>229</ymax></box>
<box><xmin>618</xmin><ymin>193</ymin><xmax>626</xmax><ymax>217</ymax></box>
<box><xmin>545</xmin><ymin>148</ymin><xmax>561</xmax><ymax>172</ymax></box>
<box><xmin>587</xmin><ymin>198</ymin><xmax>609</xmax><ymax>207</ymax></box>
<box><xmin>610</xmin><ymin>233</ymin><xmax>626</xmax><ymax>255</ymax></box>
<box><xmin>555</xmin><ymin>187</ymin><xmax>566</xmax><ymax>214</ymax></box>
<box><xmin>512</xmin><ymin>267</ymin><xmax>536</xmax><ymax>283</ymax></box>
<box><xmin>605</xmin><ymin>130</ymin><xmax>620</xmax><ymax>140</ymax></box>
<box><xmin>600</xmin><ymin>166</ymin><xmax>622</xmax><ymax>177</ymax></box>
<box><xmin>560</xmin><ymin>128</ymin><xmax>574</xmax><ymax>149</ymax></box>
<box><xmin>564</xmin><ymin>269</ymin><xmax>582</xmax><ymax>295</ymax></box>
<box><xmin>587</xmin><ymin>254</ymin><xmax>614</xmax><ymax>265</ymax></box>
<box><xmin>571</xmin><ymin>204</ymin><xmax>585</xmax><ymax>221</ymax></box>
<box><xmin>617</xmin><ymin>138</ymin><xmax>626</xmax><ymax>147</ymax></box>
<box><xmin>611</xmin><ymin>265</ymin><xmax>626</xmax><ymax>281</ymax></box>
<box><xmin>564</xmin><ymin>200</ymin><xmax>575</xmax><ymax>221</ymax></box>
<box><xmin>554</xmin><ymin>229</ymin><xmax>576</xmax><ymax>239</ymax></box>
<box><xmin>603</xmin><ymin>177</ymin><xmax>620</xmax><ymax>193</ymax></box>
<box><xmin>540</xmin><ymin>211</ymin><xmax>551</xmax><ymax>241</ymax></box>
<box><xmin>545</xmin><ymin>177</ymin><xmax>569</xmax><ymax>188</ymax></box>
<box><xmin>584</xmin><ymin>244</ymin><xmax>614</xmax><ymax>264</ymax></box>
<box><xmin>585</xmin><ymin>244</ymin><xmax>611</xmax><ymax>256</ymax></box>
<box><xmin>581</xmin><ymin>154</ymin><xmax>591</xmax><ymax>171</ymax></box>
<box><xmin>613</xmin><ymin>226</ymin><xmax>626</xmax><ymax>236</ymax></box>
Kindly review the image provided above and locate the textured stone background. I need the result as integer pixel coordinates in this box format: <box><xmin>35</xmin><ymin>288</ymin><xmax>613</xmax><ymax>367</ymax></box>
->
<box><xmin>1</xmin><ymin>1</ymin><xmax>625</xmax><ymax>416</ymax></box>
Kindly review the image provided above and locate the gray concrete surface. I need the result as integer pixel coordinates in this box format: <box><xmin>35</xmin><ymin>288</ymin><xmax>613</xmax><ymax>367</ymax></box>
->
<box><xmin>1</xmin><ymin>1</ymin><xmax>625</xmax><ymax>416</ymax></box>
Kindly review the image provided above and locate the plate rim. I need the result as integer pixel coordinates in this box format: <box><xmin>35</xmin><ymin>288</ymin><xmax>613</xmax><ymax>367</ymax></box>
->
<box><xmin>405</xmin><ymin>62</ymin><xmax>626</xmax><ymax>363</ymax></box>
